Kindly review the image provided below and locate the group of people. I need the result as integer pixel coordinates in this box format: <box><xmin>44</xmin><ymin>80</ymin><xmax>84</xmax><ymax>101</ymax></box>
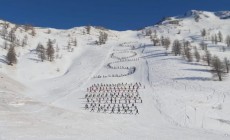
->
<box><xmin>84</xmin><ymin>83</ymin><xmax>143</xmax><ymax>115</ymax></box>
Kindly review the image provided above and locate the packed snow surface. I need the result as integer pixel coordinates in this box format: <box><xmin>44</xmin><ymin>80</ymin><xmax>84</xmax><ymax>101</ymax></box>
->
<box><xmin>0</xmin><ymin>10</ymin><xmax>230</xmax><ymax>139</ymax></box>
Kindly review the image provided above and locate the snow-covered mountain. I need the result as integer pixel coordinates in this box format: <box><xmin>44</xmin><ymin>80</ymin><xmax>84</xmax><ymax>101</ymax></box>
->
<box><xmin>0</xmin><ymin>10</ymin><xmax>230</xmax><ymax>140</ymax></box>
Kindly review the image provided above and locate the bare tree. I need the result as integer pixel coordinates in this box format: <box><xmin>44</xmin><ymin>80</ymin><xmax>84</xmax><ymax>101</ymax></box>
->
<box><xmin>21</xmin><ymin>35</ymin><xmax>28</xmax><ymax>47</ymax></box>
<box><xmin>23</xmin><ymin>24</ymin><xmax>33</xmax><ymax>31</ymax></box>
<box><xmin>31</xmin><ymin>27</ymin><xmax>36</xmax><ymax>36</ymax></box>
<box><xmin>97</xmin><ymin>32</ymin><xmax>108</xmax><ymax>45</ymax></box>
<box><xmin>56</xmin><ymin>44</ymin><xmax>60</xmax><ymax>53</ymax></box>
<box><xmin>3</xmin><ymin>41</ymin><xmax>8</xmax><ymax>49</ymax></box>
<box><xmin>211</xmin><ymin>56</ymin><xmax>226</xmax><ymax>81</ymax></box>
<box><xmin>46</xmin><ymin>39</ymin><xmax>55</xmax><ymax>61</ymax></box>
<box><xmin>86</xmin><ymin>25</ymin><xmax>91</xmax><ymax>34</ymax></box>
<box><xmin>67</xmin><ymin>40</ymin><xmax>72</xmax><ymax>52</ymax></box>
<box><xmin>172</xmin><ymin>39</ymin><xmax>181</xmax><ymax>56</ymax></box>
<box><xmin>47</xmin><ymin>29</ymin><xmax>51</xmax><ymax>34</ymax></box>
<box><xmin>225</xmin><ymin>35</ymin><xmax>230</xmax><ymax>47</ymax></box>
<box><xmin>194</xmin><ymin>47</ymin><xmax>200</xmax><ymax>62</ymax></box>
<box><xmin>6</xmin><ymin>44</ymin><xmax>17</xmax><ymax>65</ymax></box>
<box><xmin>3</xmin><ymin>21</ymin><xmax>9</xmax><ymax>29</ymax></box>
<box><xmin>224</xmin><ymin>57</ymin><xmax>229</xmax><ymax>73</ymax></box>
<box><xmin>72</xmin><ymin>38</ymin><xmax>77</xmax><ymax>47</ymax></box>
<box><xmin>0</xmin><ymin>27</ymin><xmax>8</xmax><ymax>39</ymax></box>
<box><xmin>151</xmin><ymin>35</ymin><xmax>159</xmax><ymax>46</ymax></box>
<box><xmin>203</xmin><ymin>50</ymin><xmax>212</xmax><ymax>66</ymax></box>
<box><xmin>145</xmin><ymin>29</ymin><xmax>152</xmax><ymax>36</ymax></box>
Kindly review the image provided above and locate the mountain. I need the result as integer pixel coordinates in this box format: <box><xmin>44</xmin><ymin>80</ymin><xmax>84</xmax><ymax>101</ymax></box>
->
<box><xmin>0</xmin><ymin>10</ymin><xmax>230</xmax><ymax>140</ymax></box>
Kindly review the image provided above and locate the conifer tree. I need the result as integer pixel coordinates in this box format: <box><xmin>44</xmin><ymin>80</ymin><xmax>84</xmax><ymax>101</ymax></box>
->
<box><xmin>6</xmin><ymin>44</ymin><xmax>17</xmax><ymax>65</ymax></box>
<box><xmin>46</xmin><ymin>39</ymin><xmax>55</xmax><ymax>61</ymax></box>
<box><xmin>211</xmin><ymin>56</ymin><xmax>226</xmax><ymax>81</ymax></box>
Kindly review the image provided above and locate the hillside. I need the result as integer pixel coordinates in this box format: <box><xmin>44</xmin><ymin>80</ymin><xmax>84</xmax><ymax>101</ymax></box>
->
<box><xmin>0</xmin><ymin>10</ymin><xmax>230</xmax><ymax>140</ymax></box>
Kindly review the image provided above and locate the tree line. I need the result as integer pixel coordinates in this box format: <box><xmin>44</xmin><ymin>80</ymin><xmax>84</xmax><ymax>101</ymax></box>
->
<box><xmin>149</xmin><ymin>29</ymin><xmax>230</xmax><ymax>81</ymax></box>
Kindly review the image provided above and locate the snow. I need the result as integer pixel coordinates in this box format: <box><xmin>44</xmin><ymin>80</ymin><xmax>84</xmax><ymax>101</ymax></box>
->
<box><xmin>0</xmin><ymin>10</ymin><xmax>230</xmax><ymax>139</ymax></box>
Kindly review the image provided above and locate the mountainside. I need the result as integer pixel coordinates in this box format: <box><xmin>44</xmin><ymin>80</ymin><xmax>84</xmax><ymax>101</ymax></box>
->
<box><xmin>0</xmin><ymin>10</ymin><xmax>230</xmax><ymax>140</ymax></box>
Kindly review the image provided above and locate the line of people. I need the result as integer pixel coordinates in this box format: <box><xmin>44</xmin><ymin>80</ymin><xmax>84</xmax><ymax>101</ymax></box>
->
<box><xmin>87</xmin><ymin>82</ymin><xmax>142</xmax><ymax>93</ymax></box>
<box><xmin>85</xmin><ymin>103</ymin><xmax>139</xmax><ymax>115</ymax></box>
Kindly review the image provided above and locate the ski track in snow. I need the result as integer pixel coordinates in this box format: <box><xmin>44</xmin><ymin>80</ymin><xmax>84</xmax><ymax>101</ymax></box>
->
<box><xmin>1</xmin><ymin>11</ymin><xmax>230</xmax><ymax>139</ymax></box>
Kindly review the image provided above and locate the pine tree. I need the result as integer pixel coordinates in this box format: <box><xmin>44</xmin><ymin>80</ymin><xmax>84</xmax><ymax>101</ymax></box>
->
<box><xmin>46</xmin><ymin>39</ymin><xmax>55</xmax><ymax>61</ymax></box>
<box><xmin>214</xmin><ymin>34</ymin><xmax>218</xmax><ymax>44</ymax></box>
<box><xmin>199</xmin><ymin>41</ymin><xmax>207</xmax><ymax>50</ymax></box>
<box><xmin>172</xmin><ymin>39</ymin><xmax>181</xmax><ymax>56</ymax></box>
<box><xmin>211</xmin><ymin>56</ymin><xmax>226</xmax><ymax>81</ymax></box>
<box><xmin>184</xmin><ymin>46</ymin><xmax>193</xmax><ymax>62</ymax></box>
<box><xmin>163</xmin><ymin>37</ymin><xmax>171</xmax><ymax>50</ymax></box>
<box><xmin>8</xmin><ymin>29</ymin><xmax>16</xmax><ymax>43</ymax></box>
<box><xmin>225</xmin><ymin>35</ymin><xmax>230</xmax><ymax>47</ymax></box>
<box><xmin>203</xmin><ymin>50</ymin><xmax>212</xmax><ymax>66</ymax></box>
<box><xmin>224</xmin><ymin>57</ymin><xmax>229</xmax><ymax>73</ymax></box>
<box><xmin>211</xmin><ymin>35</ymin><xmax>215</xmax><ymax>44</ymax></box>
<box><xmin>36</xmin><ymin>43</ymin><xmax>46</xmax><ymax>62</ymax></box>
<box><xmin>201</xmin><ymin>29</ymin><xmax>206</xmax><ymax>39</ymax></box>
<box><xmin>6</xmin><ymin>44</ymin><xmax>17</xmax><ymax>65</ymax></box>
<box><xmin>160</xmin><ymin>36</ymin><xmax>165</xmax><ymax>46</ymax></box>
<box><xmin>194</xmin><ymin>47</ymin><xmax>201</xmax><ymax>62</ymax></box>
<box><xmin>218</xmin><ymin>31</ymin><xmax>223</xmax><ymax>42</ymax></box>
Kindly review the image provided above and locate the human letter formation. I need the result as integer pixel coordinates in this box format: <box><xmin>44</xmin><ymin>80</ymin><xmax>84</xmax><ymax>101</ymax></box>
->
<box><xmin>83</xmin><ymin>82</ymin><xmax>143</xmax><ymax>115</ymax></box>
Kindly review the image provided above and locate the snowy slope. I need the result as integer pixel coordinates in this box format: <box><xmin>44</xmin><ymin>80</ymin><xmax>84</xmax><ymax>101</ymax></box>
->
<box><xmin>0</xmin><ymin>10</ymin><xmax>230</xmax><ymax>139</ymax></box>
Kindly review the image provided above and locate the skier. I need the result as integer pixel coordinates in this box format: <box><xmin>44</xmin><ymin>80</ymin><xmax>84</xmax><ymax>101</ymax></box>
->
<box><xmin>111</xmin><ymin>107</ymin><xmax>115</xmax><ymax>114</ymax></box>
<box><xmin>117</xmin><ymin>107</ymin><xmax>121</xmax><ymax>114</ymax></box>
<box><xmin>97</xmin><ymin>107</ymin><xmax>101</xmax><ymax>113</ymax></box>
<box><xmin>135</xmin><ymin>108</ymin><xmax>139</xmax><ymax>115</ymax></box>
<box><xmin>85</xmin><ymin>104</ymin><xmax>89</xmax><ymax>110</ymax></box>
<box><xmin>90</xmin><ymin>107</ymin><xmax>95</xmax><ymax>112</ymax></box>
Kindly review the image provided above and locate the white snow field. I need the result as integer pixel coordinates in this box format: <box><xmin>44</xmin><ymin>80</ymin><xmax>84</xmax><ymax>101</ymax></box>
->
<box><xmin>0</xmin><ymin>10</ymin><xmax>230</xmax><ymax>139</ymax></box>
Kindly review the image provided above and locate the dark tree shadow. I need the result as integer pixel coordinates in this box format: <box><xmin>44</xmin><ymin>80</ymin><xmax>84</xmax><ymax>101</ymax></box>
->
<box><xmin>28</xmin><ymin>58</ymin><xmax>41</xmax><ymax>62</ymax></box>
<box><xmin>181</xmin><ymin>68</ymin><xmax>210</xmax><ymax>73</ymax></box>
<box><xmin>141</xmin><ymin>52</ymin><xmax>167</xmax><ymax>59</ymax></box>
<box><xmin>161</xmin><ymin>57</ymin><xmax>183</xmax><ymax>61</ymax></box>
<box><xmin>134</xmin><ymin>44</ymin><xmax>153</xmax><ymax>50</ymax></box>
<box><xmin>173</xmin><ymin>77</ymin><xmax>211</xmax><ymax>81</ymax></box>
<box><xmin>0</xmin><ymin>56</ymin><xmax>8</xmax><ymax>64</ymax></box>
<box><xmin>29</xmin><ymin>49</ymin><xmax>37</xmax><ymax>54</ymax></box>
<box><xmin>181</xmin><ymin>61</ymin><xmax>205</xmax><ymax>66</ymax></box>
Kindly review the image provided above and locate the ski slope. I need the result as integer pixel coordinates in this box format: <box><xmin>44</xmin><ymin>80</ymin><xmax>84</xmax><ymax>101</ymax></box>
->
<box><xmin>0</xmin><ymin>10</ymin><xmax>230</xmax><ymax>139</ymax></box>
